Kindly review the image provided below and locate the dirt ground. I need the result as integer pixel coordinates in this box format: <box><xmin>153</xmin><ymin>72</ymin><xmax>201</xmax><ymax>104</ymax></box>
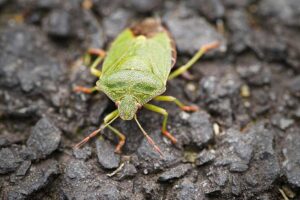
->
<box><xmin>0</xmin><ymin>0</ymin><xmax>300</xmax><ymax>199</ymax></box>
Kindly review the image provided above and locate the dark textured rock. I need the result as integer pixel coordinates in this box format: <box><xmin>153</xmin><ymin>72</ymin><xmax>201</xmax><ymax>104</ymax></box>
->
<box><xmin>16</xmin><ymin>160</ymin><xmax>31</xmax><ymax>176</ymax></box>
<box><xmin>249</xmin><ymin>30</ymin><xmax>287</xmax><ymax>62</ymax></box>
<box><xmin>96</xmin><ymin>139</ymin><xmax>120</xmax><ymax>169</ymax></box>
<box><xmin>200</xmin><ymin>75</ymin><xmax>241</xmax><ymax>102</ymax></box>
<box><xmin>118</xmin><ymin>163</ymin><xmax>137</xmax><ymax>180</ymax></box>
<box><xmin>137</xmin><ymin>127</ymin><xmax>181</xmax><ymax>173</ymax></box>
<box><xmin>26</xmin><ymin>117</ymin><xmax>62</xmax><ymax>160</ymax></box>
<box><xmin>128</xmin><ymin>0</ymin><xmax>163</xmax><ymax>13</ymax></box>
<box><xmin>271</xmin><ymin>115</ymin><xmax>294</xmax><ymax>130</ymax></box>
<box><xmin>103</xmin><ymin>8</ymin><xmax>134</xmax><ymax>41</ymax></box>
<box><xmin>282</xmin><ymin>132</ymin><xmax>300</xmax><ymax>188</ymax></box>
<box><xmin>226</xmin><ymin>9</ymin><xmax>251</xmax><ymax>53</ymax></box>
<box><xmin>139</xmin><ymin>178</ymin><xmax>163</xmax><ymax>200</ymax></box>
<box><xmin>288</xmin><ymin>75</ymin><xmax>300</xmax><ymax>97</ymax></box>
<box><xmin>42</xmin><ymin>9</ymin><xmax>71</xmax><ymax>37</ymax></box>
<box><xmin>35</xmin><ymin>0</ymin><xmax>60</xmax><ymax>9</ymax></box>
<box><xmin>222</xmin><ymin>0</ymin><xmax>251</xmax><ymax>7</ymax></box>
<box><xmin>0</xmin><ymin>148</ymin><xmax>22</xmax><ymax>174</ymax></box>
<box><xmin>237</xmin><ymin>63</ymin><xmax>271</xmax><ymax>86</ymax></box>
<box><xmin>182</xmin><ymin>111</ymin><xmax>214</xmax><ymax>148</ymax></box>
<box><xmin>258</xmin><ymin>0</ymin><xmax>300</xmax><ymax>27</ymax></box>
<box><xmin>229</xmin><ymin>162</ymin><xmax>249</xmax><ymax>172</ymax></box>
<box><xmin>6</xmin><ymin>160</ymin><xmax>59</xmax><ymax>200</ymax></box>
<box><xmin>158</xmin><ymin>164</ymin><xmax>192</xmax><ymax>182</ymax></box>
<box><xmin>0</xmin><ymin>138</ymin><xmax>9</xmax><ymax>147</ymax></box>
<box><xmin>243</xmin><ymin>124</ymin><xmax>280</xmax><ymax>191</ymax></box>
<box><xmin>65</xmin><ymin>160</ymin><xmax>91</xmax><ymax>180</ymax></box>
<box><xmin>93</xmin><ymin>0</ymin><xmax>123</xmax><ymax>16</ymax></box>
<box><xmin>73</xmin><ymin>146</ymin><xmax>92</xmax><ymax>161</ymax></box>
<box><xmin>195</xmin><ymin>149</ymin><xmax>216</xmax><ymax>166</ymax></box>
<box><xmin>164</xmin><ymin>4</ymin><xmax>225</xmax><ymax>56</ymax></box>
<box><xmin>213</xmin><ymin>169</ymin><xmax>229</xmax><ymax>187</ymax></box>
<box><xmin>98</xmin><ymin>184</ymin><xmax>121</xmax><ymax>200</ymax></box>
<box><xmin>200</xmin><ymin>179</ymin><xmax>221</xmax><ymax>195</ymax></box>
<box><xmin>170</xmin><ymin>178</ymin><xmax>205</xmax><ymax>200</ymax></box>
<box><xmin>188</xmin><ymin>0</ymin><xmax>225</xmax><ymax>21</ymax></box>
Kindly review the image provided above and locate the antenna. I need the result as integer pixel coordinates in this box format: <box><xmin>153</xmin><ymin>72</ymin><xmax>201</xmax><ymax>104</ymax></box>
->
<box><xmin>134</xmin><ymin>115</ymin><xmax>164</xmax><ymax>158</ymax></box>
<box><xmin>74</xmin><ymin>114</ymin><xmax>119</xmax><ymax>149</ymax></box>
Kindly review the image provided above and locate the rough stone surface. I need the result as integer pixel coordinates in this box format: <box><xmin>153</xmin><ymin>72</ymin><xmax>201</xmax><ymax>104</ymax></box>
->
<box><xmin>73</xmin><ymin>146</ymin><xmax>92</xmax><ymax>161</ymax></box>
<box><xmin>0</xmin><ymin>148</ymin><xmax>22</xmax><ymax>174</ymax></box>
<box><xmin>164</xmin><ymin>3</ymin><xmax>226</xmax><ymax>56</ymax></box>
<box><xmin>195</xmin><ymin>149</ymin><xmax>216</xmax><ymax>166</ymax></box>
<box><xmin>42</xmin><ymin>9</ymin><xmax>71</xmax><ymax>37</ymax></box>
<box><xmin>188</xmin><ymin>0</ymin><xmax>225</xmax><ymax>21</ymax></box>
<box><xmin>26</xmin><ymin>117</ymin><xmax>62</xmax><ymax>160</ymax></box>
<box><xmin>96</xmin><ymin>139</ymin><xmax>120</xmax><ymax>169</ymax></box>
<box><xmin>282</xmin><ymin>132</ymin><xmax>300</xmax><ymax>188</ymax></box>
<box><xmin>181</xmin><ymin>111</ymin><xmax>214</xmax><ymax>148</ymax></box>
<box><xmin>5</xmin><ymin>160</ymin><xmax>59</xmax><ymax>199</ymax></box>
<box><xmin>128</xmin><ymin>0</ymin><xmax>163</xmax><ymax>13</ymax></box>
<box><xmin>158</xmin><ymin>164</ymin><xmax>192</xmax><ymax>182</ymax></box>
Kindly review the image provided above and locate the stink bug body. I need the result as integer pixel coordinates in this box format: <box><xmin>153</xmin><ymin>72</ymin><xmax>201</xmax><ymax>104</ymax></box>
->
<box><xmin>74</xmin><ymin>18</ymin><xmax>219</xmax><ymax>156</ymax></box>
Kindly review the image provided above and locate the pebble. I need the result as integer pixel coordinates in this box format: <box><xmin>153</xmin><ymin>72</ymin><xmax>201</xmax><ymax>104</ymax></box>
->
<box><xmin>7</xmin><ymin>160</ymin><xmax>59</xmax><ymax>200</ymax></box>
<box><xmin>73</xmin><ymin>146</ymin><xmax>92</xmax><ymax>161</ymax></box>
<box><xmin>164</xmin><ymin>8</ymin><xmax>225</xmax><ymax>56</ymax></box>
<box><xmin>66</xmin><ymin>160</ymin><xmax>91</xmax><ymax>180</ymax></box>
<box><xmin>229</xmin><ymin>162</ymin><xmax>249</xmax><ymax>172</ymax></box>
<box><xmin>96</xmin><ymin>139</ymin><xmax>120</xmax><ymax>169</ymax></box>
<box><xmin>158</xmin><ymin>164</ymin><xmax>192</xmax><ymax>182</ymax></box>
<box><xmin>188</xmin><ymin>0</ymin><xmax>225</xmax><ymax>21</ymax></box>
<box><xmin>195</xmin><ymin>149</ymin><xmax>216</xmax><ymax>166</ymax></box>
<box><xmin>42</xmin><ymin>9</ymin><xmax>71</xmax><ymax>37</ymax></box>
<box><xmin>282</xmin><ymin>133</ymin><xmax>300</xmax><ymax>188</ymax></box>
<box><xmin>16</xmin><ymin>160</ymin><xmax>31</xmax><ymax>176</ymax></box>
<box><xmin>118</xmin><ymin>163</ymin><xmax>137</xmax><ymax>180</ymax></box>
<box><xmin>288</xmin><ymin>76</ymin><xmax>300</xmax><ymax>97</ymax></box>
<box><xmin>185</xmin><ymin>111</ymin><xmax>214</xmax><ymax>148</ymax></box>
<box><xmin>271</xmin><ymin>115</ymin><xmax>294</xmax><ymax>130</ymax></box>
<box><xmin>128</xmin><ymin>0</ymin><xmax>163</xmax><ymax>13</ymax></box>
<box><xmin>26</xmin><ymin>117</ymin><xmax>62</xmax><ymax>159</ymax></box>
<box><xmin>0</xmin><ymin>148</ymin><xmax>22</xmax><ymax>174</ymax></box>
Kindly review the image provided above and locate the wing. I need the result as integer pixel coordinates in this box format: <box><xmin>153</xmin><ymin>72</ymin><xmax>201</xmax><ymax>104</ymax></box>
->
<box><xmin>101</xmin><ymin>18</ymin><xmax>176</xmax><ymax>84</ymax></box>
<box><xmin>101</xmin><ymin>29</ymin><xmax>136</xmax><ymax>76</ymax></box>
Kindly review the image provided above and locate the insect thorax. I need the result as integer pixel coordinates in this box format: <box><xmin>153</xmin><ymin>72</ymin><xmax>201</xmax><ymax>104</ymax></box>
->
<box><xmin>97</xmin><ymin>68</ymin><xmax>165</xmax><ymax>105</ymax></box>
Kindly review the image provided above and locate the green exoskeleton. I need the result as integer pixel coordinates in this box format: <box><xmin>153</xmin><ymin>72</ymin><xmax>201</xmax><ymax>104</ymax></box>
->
<box><xmin>74</xmin><ymin>18</ymin><xmax>219</xmax><ymax>156</ymax></box>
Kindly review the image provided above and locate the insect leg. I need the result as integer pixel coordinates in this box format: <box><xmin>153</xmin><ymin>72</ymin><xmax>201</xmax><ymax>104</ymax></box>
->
<box><xmin>153</xmin><ymin>95</ymin><xmax>199</xmax><ymax>112</ymax></box>
<box><xmin>74</xmin><ymin>109</ymin><xmax>119</xmax><ymax>148</ymax></box>
<box><xmin>104</xmin><ymin>124</ymin><xmax>126</xmax><ymax>153</ymax></box>
<box><xmin>84</xmin><ymin>48</ymin><xmax>106</xmax><ymax>77</ymax></box>
<box><xmin>74</xmin><ymin>49</ymin><xmax>106</xmax><ymax>93</ymax></box>
<box><xmin>143</xmin><ymin>104</ymin><xmax>177</xmax><ymax>144</ymax></box>
<box><xmin>73</xmin><ymin>86</ymin><xmax>97</xmax><ymax>94</ymax></box>
<box><xmin>168</xmin><ymin>41</ymin><xmax>220</xmax><ymax>80</ymax></box>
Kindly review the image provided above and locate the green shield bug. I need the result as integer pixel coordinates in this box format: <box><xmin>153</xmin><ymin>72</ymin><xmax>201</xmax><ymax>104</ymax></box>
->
<box><xmin>74</xmin><ymin>18</ymin><xmax>219</xmax><ymax>156</ymax></box>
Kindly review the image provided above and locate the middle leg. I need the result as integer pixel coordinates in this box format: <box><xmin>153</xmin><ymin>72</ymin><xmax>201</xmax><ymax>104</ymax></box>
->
<box><xmin>143</xmin><ymin>103</ymin><xmax>177</xmax><ymax>144</ymax></box>
<box><xmin>153</xmin><ymin>95</ymin><xmax>199</xmax><ymax>112</ymax></box>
